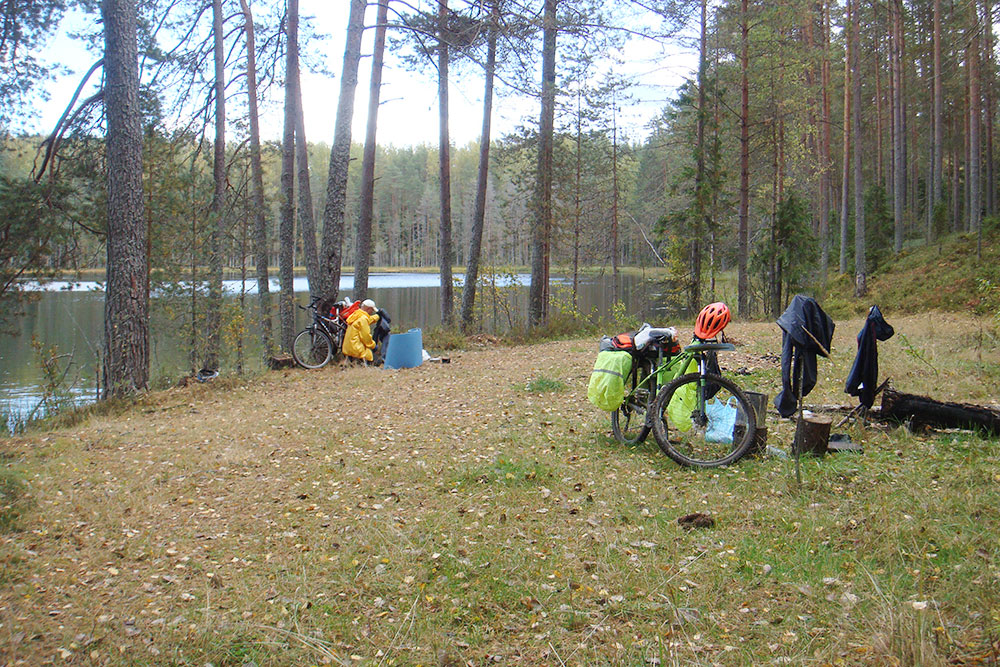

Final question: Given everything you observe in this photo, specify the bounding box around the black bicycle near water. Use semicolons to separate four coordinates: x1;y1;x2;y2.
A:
292;296;345;369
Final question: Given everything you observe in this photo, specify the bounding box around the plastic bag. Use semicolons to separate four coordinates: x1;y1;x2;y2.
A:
704;397;737;444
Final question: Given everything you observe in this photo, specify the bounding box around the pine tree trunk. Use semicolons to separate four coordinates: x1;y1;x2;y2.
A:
294;59;319;298
819;0;831;282
853;0;866;297
985;0;996;219
839;0;851;275
204;0;226;371
969;20;982;237
355;0;389;302
240;0;273;362
460;4;497;331
573;88;583;308
932;0;942;239
319;0;365;305
611;99;620;306
438;0;454;325
102;0;148;397
529;0;556;326
874;0;884;190
953;113;962;231
278;0;297;352
889;0;906;253
737;0;750;316
769;113;780;318
693;0;708;310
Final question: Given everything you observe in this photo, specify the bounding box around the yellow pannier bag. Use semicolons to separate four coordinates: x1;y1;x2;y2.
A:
587;351;633;412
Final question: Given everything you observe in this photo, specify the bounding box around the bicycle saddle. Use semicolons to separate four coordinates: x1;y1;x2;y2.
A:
684;341;736;352
634;324;677;350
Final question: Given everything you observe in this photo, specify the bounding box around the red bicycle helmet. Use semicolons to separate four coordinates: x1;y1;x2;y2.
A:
694;302;731;340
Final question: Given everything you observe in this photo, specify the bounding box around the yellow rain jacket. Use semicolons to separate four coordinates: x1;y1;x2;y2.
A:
342;309;380;361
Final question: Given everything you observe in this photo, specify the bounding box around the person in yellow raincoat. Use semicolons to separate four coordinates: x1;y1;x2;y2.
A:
342;299;380;363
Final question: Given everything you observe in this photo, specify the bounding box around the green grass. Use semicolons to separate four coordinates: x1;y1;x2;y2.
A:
824;228;1000;319
523;375;567;393
0;465;28;534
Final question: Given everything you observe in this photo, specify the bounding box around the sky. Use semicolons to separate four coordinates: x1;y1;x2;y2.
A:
34;1;698;148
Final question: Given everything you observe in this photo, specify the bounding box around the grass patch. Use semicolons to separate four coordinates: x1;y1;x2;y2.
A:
824;228;1000;319
0;466;29;533
523;375;567;393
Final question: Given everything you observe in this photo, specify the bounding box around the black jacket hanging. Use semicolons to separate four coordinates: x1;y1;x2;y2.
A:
774;295;835;418
844;305;894;408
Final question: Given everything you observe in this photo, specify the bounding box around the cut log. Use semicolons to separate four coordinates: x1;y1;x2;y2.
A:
747;426;768;457
743;391;769;456
269;354;296;370
881;387;1000;436
792;414;832;457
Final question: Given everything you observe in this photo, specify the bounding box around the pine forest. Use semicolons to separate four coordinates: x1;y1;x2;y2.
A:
1;0;997;395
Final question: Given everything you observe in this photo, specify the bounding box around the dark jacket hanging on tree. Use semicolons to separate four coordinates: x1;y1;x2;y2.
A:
844;305;894;408
774;295;836;418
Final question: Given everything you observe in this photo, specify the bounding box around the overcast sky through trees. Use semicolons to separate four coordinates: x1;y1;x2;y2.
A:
34;0;695;147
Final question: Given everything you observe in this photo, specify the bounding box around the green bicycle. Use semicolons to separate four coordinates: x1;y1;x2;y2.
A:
612;304;758;468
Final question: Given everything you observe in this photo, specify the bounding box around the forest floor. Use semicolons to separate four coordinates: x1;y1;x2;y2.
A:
1;313;999;666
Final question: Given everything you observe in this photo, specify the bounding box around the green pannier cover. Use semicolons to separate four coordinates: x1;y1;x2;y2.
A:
588;351;633;412
666;358;699;431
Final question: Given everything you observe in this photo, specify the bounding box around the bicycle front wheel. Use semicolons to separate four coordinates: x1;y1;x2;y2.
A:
292;328;333;369
611;357;655;445
651;372;757;468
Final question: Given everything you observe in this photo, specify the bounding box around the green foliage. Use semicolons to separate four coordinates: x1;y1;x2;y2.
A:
653;212;698;311
0;1;66;127
30;337;75;410
864;185;894;274
750;190;818;309
424;325;467;351
775;191;818;287
0;177;74;330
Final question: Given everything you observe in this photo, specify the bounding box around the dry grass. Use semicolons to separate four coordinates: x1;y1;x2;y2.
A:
1;313;999;666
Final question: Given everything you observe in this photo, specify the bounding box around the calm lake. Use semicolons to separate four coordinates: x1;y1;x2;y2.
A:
2;271;671;422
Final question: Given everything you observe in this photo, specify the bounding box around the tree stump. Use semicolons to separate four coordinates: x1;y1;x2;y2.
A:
269;354;296;370
792;414;832;457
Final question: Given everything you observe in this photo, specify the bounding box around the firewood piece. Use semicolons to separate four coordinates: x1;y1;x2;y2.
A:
792;414;832;457
881;388;1000;436
742;391;769;457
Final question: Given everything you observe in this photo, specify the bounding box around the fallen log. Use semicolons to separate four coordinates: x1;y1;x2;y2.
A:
881;387;1000;436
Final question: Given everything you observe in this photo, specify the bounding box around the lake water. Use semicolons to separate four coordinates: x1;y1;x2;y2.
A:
1;271;674;424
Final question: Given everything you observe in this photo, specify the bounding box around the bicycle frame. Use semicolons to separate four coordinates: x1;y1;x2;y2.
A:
624;341;735;429
300;297;346;344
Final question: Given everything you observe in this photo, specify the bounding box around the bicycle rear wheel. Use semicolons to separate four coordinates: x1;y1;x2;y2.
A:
611;357;655;445
651;372;756;467
292;328;333;369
